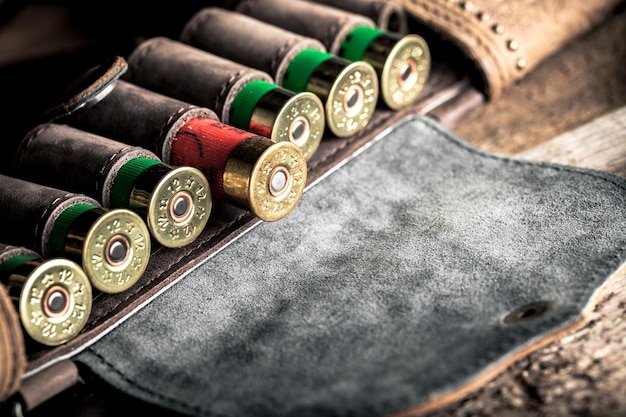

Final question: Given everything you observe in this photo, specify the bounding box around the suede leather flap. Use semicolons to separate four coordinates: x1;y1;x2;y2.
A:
76;115;626;417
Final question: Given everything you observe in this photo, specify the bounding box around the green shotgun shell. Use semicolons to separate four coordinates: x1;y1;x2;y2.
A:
0;249;92;346
111;158;212;248
230;80;325;161
283;48;379;137
340;26;431;110
50;204;151;294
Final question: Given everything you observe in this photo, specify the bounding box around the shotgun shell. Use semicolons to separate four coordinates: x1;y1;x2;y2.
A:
14;123;211;248
0;175;151;294
230;80;324;159
123;37;324;159
339;26;430;110
61;80;307;220
0;244;92;346
110;158;211;248
282;49;378;137
67;77;321;162
51;204;150;294
171;118;307;221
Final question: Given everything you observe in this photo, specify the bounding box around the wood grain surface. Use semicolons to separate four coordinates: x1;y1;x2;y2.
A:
518;106;626;178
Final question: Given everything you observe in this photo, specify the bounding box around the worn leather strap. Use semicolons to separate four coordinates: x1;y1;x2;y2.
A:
236;0;377;54
402;0;624;99
306;0;409;34
180;7;326;85
124;37;274;124
0;283;25;402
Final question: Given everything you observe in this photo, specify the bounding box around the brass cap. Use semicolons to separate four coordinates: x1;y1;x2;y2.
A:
323;59;379;137
145;166;212;248
81;209;151;293
251;89;325;161
378;34;430;110
224;137;307;222
19;258;92;346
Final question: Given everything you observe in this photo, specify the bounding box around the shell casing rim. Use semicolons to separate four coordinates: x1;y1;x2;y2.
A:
80;208;150;294
248;141;307;222
223;138;307;222
322;59;379;137
377;33;431;110
18;258;92;346
260;90;325;161
145;166;212;248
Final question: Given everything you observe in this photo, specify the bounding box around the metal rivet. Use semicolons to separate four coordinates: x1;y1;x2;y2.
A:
507;39;519;51
516;57;527;70
460;1;474;11
492;24;504;34
477;11;489;21
503;301;551;324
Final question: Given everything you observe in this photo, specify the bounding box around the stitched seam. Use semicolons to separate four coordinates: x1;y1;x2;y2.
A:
409;0;510;92
98;148;136;203
217;70;244;116
158;107;188;143
270;38;297;77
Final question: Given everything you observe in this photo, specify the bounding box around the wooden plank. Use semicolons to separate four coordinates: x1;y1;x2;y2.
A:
516;106;626;178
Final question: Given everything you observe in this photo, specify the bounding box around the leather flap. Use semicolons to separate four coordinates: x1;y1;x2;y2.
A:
75;115;626;416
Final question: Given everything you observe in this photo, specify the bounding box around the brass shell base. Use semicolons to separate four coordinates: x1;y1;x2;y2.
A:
77;209;151;294
251;90;325;161
224;137;307;222
372;34;431;110
18;259;92;346
309;58;379;138
143;166;212;248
